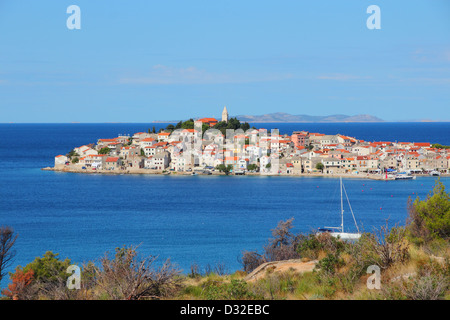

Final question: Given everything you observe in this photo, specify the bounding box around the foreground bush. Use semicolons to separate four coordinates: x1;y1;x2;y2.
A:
2;246;183;300
380;258;449;300
2;269;34;300
94;246;182;300
200;279;256;300
240;218;301;273
407;179;450;246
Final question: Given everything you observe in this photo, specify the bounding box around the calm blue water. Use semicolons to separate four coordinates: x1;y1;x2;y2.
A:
0;123;449;278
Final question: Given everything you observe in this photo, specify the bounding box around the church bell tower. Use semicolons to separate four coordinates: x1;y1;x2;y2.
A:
221;106;229;123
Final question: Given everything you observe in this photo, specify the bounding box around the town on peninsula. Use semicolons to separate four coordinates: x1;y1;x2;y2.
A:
46;107;450;179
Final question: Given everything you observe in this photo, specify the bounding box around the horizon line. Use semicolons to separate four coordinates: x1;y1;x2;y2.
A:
1;121;450;124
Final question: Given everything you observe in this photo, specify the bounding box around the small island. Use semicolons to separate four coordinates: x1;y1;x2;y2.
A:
44;107;450;180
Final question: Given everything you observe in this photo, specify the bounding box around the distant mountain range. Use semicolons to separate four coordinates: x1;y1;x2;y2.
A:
235;112;384;123
152;112;385;123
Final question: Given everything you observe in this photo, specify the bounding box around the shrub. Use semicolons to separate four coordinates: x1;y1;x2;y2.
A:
264;218;301;262
407;179;450;245
381;259;449;300
240;218;303;273
403;259;449;300
367;222;409;270
227;280;253;299
3;251;77;300
201;279;225;300
2;269;34;300
188;262;201;279
316;253;344;275
250;273;288;300
297;232;348;261
403;273;448;300
201;279;255;300
214;262;228;276
297;234;323;260
21;251;71;283
0;226;17;287
93;246;182;300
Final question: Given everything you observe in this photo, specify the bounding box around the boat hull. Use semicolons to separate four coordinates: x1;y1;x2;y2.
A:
330;232;361;240
395;175;415;180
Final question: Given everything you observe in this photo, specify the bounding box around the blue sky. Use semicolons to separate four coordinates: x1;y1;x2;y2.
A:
0;0;449;122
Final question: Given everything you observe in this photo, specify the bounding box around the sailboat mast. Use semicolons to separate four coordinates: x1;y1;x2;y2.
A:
340;177;344;233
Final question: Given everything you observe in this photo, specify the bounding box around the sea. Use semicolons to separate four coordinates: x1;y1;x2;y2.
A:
0;122;449;276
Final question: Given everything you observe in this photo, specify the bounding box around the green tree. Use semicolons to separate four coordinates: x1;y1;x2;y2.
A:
201;123;210;133
241;122;250;131
68;149;79;158
247;164;258;171
181;120;195;130
407;179;450;244
431;144;450;149
71;157;79;164
165;124;175;132
99;147;111;155
316;162;324;172
212;117;251;136
21;251;71;283
216;164;233;175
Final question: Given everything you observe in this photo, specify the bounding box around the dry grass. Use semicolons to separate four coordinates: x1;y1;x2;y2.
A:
176;237;449;301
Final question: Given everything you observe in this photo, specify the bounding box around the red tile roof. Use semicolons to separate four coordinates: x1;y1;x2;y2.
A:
99;139;117;142
414;142;431;147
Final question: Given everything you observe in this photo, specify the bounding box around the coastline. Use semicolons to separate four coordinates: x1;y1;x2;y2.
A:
42;166;449;180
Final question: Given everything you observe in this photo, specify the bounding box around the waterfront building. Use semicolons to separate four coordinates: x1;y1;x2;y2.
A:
54;155;68;167
105;157;121;170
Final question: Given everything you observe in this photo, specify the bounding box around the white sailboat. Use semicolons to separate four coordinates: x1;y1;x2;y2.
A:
317;177;361;240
